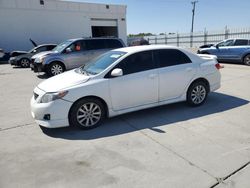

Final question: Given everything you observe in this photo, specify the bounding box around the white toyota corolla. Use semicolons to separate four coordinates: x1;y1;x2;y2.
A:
31;45;222;129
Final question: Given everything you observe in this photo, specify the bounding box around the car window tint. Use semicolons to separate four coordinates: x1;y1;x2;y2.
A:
68;41;84;52
154;49;192;68
35;46;47;53
47;45;56;50
106;39;123;48
218;40;234;47
86;39;106;50
116;51;155;75
234;39;248;46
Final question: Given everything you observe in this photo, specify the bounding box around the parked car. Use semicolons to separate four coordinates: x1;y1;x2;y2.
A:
0;48;4;58
197;38;250;65
31;45;222;130
31;38;125;76
9;44;57;68
129;38;150;46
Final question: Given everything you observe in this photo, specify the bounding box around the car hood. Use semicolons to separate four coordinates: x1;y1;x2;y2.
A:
10;51;28;57
31;51;55;59
38;69;90;92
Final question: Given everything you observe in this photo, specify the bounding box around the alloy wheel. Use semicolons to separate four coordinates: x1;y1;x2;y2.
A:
191;85;206;104
51;64;63;75
21;59;30;67
76;102;102;127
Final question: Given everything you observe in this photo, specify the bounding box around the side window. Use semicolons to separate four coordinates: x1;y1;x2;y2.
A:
106;39;123;48
86;39;106;50
47;45;56;50
154;49;192;68
67;41;83;52
115;51;155;75
234;39;248;46
34;46;47;53
218;40;234;47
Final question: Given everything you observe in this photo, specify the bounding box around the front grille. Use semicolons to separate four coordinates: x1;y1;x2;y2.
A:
34;92;39;100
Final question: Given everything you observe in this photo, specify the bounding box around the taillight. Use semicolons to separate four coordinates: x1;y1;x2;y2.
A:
215;63;224;70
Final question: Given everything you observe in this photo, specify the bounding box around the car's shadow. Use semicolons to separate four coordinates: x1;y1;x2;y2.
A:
41;92;249;140
36;73;49;79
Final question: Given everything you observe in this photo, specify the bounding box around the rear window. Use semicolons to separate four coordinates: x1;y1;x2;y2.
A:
106;39;123;48
154;49;192;68
86;39;106;50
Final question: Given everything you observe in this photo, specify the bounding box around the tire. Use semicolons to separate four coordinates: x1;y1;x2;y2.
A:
69;98;105;130
243;54;250;66
46;62;65;76
20;58;30;68
187;81;208;106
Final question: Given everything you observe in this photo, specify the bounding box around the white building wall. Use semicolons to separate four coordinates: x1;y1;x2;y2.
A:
0;0;127;52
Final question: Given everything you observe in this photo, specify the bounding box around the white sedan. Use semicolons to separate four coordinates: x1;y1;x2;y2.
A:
31;45;222;129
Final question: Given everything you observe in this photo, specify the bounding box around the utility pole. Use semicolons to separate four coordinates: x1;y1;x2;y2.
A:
191;1;198;33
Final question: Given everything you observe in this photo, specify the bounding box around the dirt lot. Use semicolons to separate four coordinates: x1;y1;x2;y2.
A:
0;63;250;188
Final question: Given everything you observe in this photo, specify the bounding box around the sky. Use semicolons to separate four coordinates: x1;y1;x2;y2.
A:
64;0;250;35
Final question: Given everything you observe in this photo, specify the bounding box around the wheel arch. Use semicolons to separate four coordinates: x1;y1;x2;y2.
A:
68;95;109;121
47;60;66;70
242;52;250;62
187;77;210;93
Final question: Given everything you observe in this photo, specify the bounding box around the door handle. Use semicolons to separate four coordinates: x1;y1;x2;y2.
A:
149;74;157;79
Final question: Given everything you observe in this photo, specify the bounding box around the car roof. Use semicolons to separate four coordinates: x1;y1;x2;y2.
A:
36;44;57;47
67;37;121;42
113;45;182;53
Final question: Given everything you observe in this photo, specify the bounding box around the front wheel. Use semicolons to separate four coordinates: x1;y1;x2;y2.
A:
243;54;250;66
187;81;208;106
69;98;105;130
20;58;30;68
47;62;64;76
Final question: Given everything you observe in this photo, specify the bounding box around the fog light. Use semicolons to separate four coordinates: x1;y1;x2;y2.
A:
43;114;51;120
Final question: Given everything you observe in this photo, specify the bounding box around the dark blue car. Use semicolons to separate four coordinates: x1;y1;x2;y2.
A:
198;39;250;65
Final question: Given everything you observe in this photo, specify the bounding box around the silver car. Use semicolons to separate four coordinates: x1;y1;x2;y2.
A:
31;38;125;76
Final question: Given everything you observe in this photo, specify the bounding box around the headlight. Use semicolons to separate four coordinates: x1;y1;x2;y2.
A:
35;56;45;63
40;91;68;103
10;57;16;60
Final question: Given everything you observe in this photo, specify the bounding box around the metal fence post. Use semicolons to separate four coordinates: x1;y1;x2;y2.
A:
177;33;179;47
155;36;157;44
225;26;229;39
165;34;168;44
204;30;207;45
190;33;193;48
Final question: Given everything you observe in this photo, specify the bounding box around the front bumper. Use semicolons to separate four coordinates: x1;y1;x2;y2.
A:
9;59;19;66
31;60;45;72
30;87;73;128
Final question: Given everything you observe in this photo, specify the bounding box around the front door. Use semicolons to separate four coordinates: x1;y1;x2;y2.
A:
108;51;158;111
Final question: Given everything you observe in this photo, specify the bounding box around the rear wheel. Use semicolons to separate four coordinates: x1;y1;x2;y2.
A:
20;58;30;68
187;81;208;106
243;54;250;66
47;62;64;76
69;98;105;130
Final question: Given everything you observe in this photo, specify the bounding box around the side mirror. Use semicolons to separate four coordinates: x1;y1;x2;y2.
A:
65;47;72;53
111;68;123;77
33;49;37;53
215;44;219;49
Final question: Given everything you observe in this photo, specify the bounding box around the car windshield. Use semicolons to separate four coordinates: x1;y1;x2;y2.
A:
28;46;37;53
79;51;126;75
52;40;73;53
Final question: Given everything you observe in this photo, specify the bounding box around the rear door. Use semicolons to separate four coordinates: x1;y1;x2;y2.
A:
227;39;249;60
154;49;197;101
86;39;109;61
